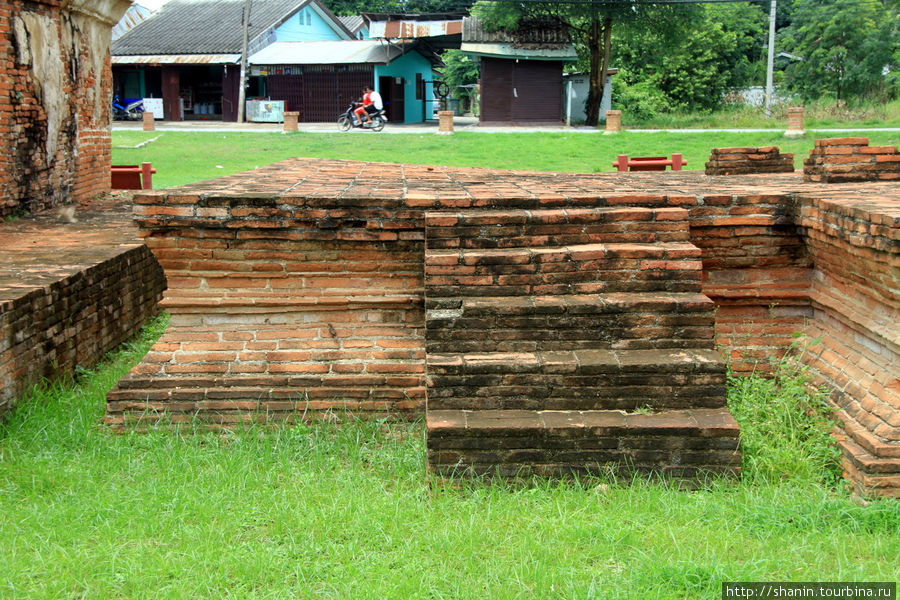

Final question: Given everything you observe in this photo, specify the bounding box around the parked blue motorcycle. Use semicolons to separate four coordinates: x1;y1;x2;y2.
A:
112;95;144;120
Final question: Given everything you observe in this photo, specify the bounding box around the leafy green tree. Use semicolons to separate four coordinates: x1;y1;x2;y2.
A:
614;3;767;112
780;0;898;102
441;49;480;91
440;49;480;112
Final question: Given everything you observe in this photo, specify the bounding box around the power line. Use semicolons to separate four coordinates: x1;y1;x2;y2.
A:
470;0;760;4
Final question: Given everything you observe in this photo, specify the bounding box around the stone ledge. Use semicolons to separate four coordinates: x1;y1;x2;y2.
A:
426;408;741;480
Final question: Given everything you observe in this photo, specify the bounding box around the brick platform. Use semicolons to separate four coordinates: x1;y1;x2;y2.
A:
0;195;166;417
105;157;900;494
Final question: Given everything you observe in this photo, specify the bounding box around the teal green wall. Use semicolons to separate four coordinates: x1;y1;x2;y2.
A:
375;52;434;124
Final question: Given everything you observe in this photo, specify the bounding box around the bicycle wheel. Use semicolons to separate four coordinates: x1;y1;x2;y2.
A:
338;116;352;132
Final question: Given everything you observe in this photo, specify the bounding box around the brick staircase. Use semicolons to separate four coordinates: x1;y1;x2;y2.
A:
424;207;741;480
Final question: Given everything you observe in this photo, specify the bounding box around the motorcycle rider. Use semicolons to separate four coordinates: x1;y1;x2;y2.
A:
353;85;384;125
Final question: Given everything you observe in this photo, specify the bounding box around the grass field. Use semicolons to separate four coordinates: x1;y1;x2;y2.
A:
112;129;900;190
2;316;899;599
623;99;900;129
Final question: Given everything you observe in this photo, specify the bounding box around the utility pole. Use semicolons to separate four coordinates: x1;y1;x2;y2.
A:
237;0;251;123
765;0;776;118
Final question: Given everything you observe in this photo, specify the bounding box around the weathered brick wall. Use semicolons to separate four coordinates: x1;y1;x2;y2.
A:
795;193;900;496
705;147;795;176
0;0;129;219
106;186;428;429
0;244;166;418
689;191;812;374
804;137;900;183
685;179;899;496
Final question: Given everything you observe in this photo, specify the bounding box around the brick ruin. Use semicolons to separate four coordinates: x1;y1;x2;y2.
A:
0;0;130;220
106;143;899;496
0;0;162;417
0;204;166;416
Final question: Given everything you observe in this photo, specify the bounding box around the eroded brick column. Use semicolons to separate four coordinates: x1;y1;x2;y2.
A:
437;110;454;134
0;0;130;219
604;110;621;133
283;111;299;132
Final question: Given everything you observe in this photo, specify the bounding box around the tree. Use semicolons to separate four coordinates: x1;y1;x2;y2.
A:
780;0;898;102
613;3;767;111
441;49;480;91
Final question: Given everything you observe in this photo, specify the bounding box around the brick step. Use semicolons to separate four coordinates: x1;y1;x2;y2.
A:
426;408;741;479
425;242;702;297
426;348;726;411
425;207;689;250
836;410;900;459
836;432;900;498
426;292;715;353
105;373;425;430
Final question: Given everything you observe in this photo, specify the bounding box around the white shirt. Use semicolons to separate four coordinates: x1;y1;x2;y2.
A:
369;90;384;110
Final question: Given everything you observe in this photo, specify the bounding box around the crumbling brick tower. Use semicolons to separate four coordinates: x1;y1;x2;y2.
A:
0;0;131;220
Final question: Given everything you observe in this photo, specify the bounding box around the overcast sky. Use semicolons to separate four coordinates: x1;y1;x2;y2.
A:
139;0;171;10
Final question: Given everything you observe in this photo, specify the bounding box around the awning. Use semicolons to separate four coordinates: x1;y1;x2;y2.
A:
460;43;577;61
249;41;402;66
112;54;241;65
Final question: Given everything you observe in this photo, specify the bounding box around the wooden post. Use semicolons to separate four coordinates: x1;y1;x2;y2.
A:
612;154;629;172
141;162;153;190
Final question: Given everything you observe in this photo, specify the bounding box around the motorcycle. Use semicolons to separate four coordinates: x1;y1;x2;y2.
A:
112;95;144;121
337;102;386;132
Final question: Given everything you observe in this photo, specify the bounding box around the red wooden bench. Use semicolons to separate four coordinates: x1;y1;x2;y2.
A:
111;162;156;190
612;154;687;172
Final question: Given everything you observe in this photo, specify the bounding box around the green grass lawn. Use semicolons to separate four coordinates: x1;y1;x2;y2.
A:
625;99;900;129
2;316;899;599
112;130;900;189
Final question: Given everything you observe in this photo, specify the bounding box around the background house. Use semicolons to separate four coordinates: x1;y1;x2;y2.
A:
461;17;577;125
248;38;440;123
112;0;354;121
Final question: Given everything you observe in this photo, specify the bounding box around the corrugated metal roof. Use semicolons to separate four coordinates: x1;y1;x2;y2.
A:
112;0;309;55
338;15;365;34
462;16;571;46
112;4;152;41
460;16;576;61
369;19;462;39
249;40;400;65
112;53;242;65
460;43;577;61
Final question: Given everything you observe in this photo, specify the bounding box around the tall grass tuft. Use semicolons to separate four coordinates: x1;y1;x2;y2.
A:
727;336;842;488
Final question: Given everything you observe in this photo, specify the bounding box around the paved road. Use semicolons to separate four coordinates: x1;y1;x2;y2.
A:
113;116;900;135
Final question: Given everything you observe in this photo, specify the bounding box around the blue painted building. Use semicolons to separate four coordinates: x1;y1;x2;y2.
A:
112;0;443;123
250;40;438;123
